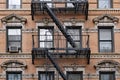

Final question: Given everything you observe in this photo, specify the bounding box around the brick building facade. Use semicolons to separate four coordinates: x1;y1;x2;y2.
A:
0;0;120;80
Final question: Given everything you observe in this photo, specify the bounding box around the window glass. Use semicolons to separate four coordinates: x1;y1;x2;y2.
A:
7;28;22;52
39;71;54;80
7;72;22;80
98;0;112;9
39;28;53;48
100;72;115;80
67;27;81;48
99;28;113;52
8;0;21;9
67;72;83;80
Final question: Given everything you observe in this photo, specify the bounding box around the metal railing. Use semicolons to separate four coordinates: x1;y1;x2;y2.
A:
32;33;90;53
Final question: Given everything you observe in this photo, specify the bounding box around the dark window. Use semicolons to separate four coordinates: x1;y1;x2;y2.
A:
7;27;22;52
67;71;83;80
7;0;21;9
100;72;115;80
7;72;22;80
98;27;114;52
98;0;112;9
38;71;54;80
66;26;81;52
39;27;53;48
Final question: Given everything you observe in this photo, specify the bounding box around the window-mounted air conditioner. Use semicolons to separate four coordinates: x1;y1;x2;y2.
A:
9;46;19;53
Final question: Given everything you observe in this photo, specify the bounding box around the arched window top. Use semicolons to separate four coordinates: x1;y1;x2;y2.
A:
1;60;27;70
94;60;120;73
1;13;27;24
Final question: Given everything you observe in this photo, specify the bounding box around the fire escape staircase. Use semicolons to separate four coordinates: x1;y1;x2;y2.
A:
31;1;90;80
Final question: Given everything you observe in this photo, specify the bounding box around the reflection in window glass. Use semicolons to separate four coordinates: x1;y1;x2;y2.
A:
39;28;53;48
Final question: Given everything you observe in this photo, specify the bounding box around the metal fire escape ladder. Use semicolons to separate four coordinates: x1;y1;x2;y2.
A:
45;50;67;80
43;4;76;48
42;4;77;80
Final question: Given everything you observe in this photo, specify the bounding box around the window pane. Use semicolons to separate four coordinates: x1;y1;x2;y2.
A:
39;72;54;80
39;29;53;40
67;72;82;80
7;72;21;80
7;28;21;50
8;29;21;35
39;28;53;48
67;28;81;49
9;42;21;48
99;29;111;40
99;28;113;52
100;72;115;80
8;35;21;41
39;42;53;48
67;29;80;40
98;0;111;8
8;0;21;9
68;42;81;48
100;42;112;52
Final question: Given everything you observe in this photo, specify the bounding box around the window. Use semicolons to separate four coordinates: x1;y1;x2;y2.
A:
7;72;22;80
98;0;112;9
98;27;114;52
67;71;83;80
100;72;115;80
7;27;22;52
39;27;53;48
7;0;21;9
66;26;81;52
38;71;54;80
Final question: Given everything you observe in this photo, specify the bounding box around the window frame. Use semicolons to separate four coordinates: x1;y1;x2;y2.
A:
98;26;114;52
7;0;22;9
97;0;113;9
38;26;54;48
67;71;83;80
99;71;115;80
6;71;22;80
6;27;22;52
38;71;54;80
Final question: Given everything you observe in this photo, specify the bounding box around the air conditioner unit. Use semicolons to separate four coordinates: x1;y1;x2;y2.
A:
9;46;19;53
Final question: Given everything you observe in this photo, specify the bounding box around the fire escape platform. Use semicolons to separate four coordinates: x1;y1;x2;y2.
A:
31;34;91;64
31;0;89;20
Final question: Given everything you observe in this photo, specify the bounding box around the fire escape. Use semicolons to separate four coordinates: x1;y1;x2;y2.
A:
31;0;90;80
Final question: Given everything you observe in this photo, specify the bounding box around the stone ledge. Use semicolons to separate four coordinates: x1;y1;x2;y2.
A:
91;53;120;58
0;54;31;59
